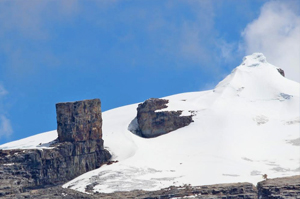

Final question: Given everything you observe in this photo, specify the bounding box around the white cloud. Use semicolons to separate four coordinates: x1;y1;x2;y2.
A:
242;1;300;83
0;115;13;139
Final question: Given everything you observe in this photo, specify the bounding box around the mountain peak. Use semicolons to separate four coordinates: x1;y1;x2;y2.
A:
241;53;285;77
214;53;299;101
242;53;267;67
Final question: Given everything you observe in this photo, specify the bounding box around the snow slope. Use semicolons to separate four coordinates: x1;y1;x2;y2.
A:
0;130;57;150
1;53;299;194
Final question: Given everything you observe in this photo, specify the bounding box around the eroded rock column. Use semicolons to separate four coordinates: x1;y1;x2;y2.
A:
56;99;103;142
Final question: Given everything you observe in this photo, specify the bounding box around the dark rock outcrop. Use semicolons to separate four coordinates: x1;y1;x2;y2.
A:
3;176;300;199
257;175;300;199
277;68;285;77
1;185;99;199
0;182;258;199
0;99;111;197
136;98;194;138
56;99;102;142
93;182;258;199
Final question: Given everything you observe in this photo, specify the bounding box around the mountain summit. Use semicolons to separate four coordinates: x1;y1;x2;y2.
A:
215;53;298;102
0;53;299;194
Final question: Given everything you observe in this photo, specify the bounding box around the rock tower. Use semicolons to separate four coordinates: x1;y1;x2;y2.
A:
0;99;111;197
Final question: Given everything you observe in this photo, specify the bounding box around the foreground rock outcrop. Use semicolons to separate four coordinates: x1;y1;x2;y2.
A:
2;182;258;199
1;164;299;198
6;176;300;199
94;182;258;199
0;99;111;197
9;175;297;199
257;175;300;199
136;98;194;138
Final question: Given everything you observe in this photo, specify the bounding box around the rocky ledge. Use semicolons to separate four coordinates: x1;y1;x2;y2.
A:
135;98;194;138
3;176;300;198
257;175;300;199
95;182;258;199
0;99;111;197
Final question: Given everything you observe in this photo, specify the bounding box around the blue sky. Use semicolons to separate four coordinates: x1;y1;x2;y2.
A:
0;0;299;144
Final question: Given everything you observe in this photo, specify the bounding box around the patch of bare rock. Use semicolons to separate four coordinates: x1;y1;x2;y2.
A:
133;98;194;138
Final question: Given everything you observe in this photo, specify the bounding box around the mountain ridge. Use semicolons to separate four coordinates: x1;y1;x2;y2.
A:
0;53;299;197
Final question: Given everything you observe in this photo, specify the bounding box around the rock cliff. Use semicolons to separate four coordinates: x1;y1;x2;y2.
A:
136;98;194;138
0;99;111;197
257;175;300;199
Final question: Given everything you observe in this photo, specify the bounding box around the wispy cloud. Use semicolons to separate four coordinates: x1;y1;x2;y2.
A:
216;39;239;65
0;0;224;73
0;84;8;96
0;84;12;139
178;0;217;66
242;1;300;83
0;0;79;39
0;0;79;78
0;115;13;139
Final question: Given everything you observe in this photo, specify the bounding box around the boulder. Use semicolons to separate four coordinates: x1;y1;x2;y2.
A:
136;98;193;138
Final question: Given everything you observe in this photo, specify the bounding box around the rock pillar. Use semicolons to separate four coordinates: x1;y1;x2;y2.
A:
0;98;111;196
56;99;102;142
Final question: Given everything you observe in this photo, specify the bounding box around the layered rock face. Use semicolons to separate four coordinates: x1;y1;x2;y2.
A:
0;99;111;197
3;176;300;199
3;182;258;199
93;182;258;199
56;99;102;142
257;175;300;199
136;98;193;138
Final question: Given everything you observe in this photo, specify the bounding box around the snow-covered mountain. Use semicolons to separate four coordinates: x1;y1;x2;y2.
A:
1;53;299;194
